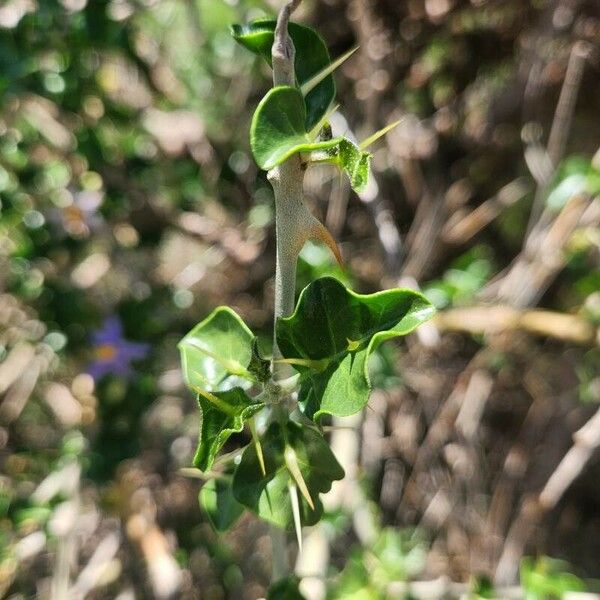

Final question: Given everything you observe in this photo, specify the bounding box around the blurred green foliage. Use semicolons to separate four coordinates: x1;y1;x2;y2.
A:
0;0;598;596
520;556;586;600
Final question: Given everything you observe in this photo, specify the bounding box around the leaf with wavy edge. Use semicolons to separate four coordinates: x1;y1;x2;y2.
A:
276;277;435;420
178;307;255;392
337;138;372;193
231;19;334;130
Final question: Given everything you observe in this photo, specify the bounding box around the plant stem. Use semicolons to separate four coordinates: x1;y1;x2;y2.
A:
269;0;311;360
269;524;289;581
268;0;303;581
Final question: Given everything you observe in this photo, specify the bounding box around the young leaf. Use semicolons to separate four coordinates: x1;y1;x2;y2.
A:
194;387;264;471
337;138;372;193
232;421;344;529
251;86;340;171
199;477;245;532
178;307;255;392
231;19;335;130
276;277;435;420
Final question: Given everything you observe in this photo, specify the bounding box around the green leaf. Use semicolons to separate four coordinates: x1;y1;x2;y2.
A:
250;87;371;193
276;277;435;419
199;477;244;532
251;86;340;170
337;138;371;193
232;421;344;528
231;19;335;130
268;577;307;600
194;387;264;471
178;307;255;392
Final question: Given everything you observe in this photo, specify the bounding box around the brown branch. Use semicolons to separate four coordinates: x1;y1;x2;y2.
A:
524;41;591;242
495;405;600;585
435;306;597;345
546;41;592;168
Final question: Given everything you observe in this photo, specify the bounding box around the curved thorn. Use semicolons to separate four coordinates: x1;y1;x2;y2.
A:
310;219;343;267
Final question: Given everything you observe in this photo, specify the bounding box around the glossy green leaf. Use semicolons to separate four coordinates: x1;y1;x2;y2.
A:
250;86;371;192
232;421;344;528
194;387;264;471
276;277;435;419
268;577;307;600
251;86;340;170
199;477;244;532
231;19;335;130
178;307;254;392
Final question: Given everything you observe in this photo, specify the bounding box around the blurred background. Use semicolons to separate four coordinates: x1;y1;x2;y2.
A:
0;0;599;598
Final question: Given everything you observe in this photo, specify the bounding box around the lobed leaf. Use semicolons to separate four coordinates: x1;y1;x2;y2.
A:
231;19;335;130
276;277;435;419
199;477;245;532
251;86;340;171
232;421;344;529
194;387;264;471
178;306;255;392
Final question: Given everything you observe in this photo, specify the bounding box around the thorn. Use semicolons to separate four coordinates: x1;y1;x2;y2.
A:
248;418;266;476
359;118;403;151
288;482;303;552
301;46;359;97
310;219;343;267
284;446;315;510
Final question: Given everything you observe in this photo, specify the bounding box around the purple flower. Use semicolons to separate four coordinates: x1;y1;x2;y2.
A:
87;316;150;381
